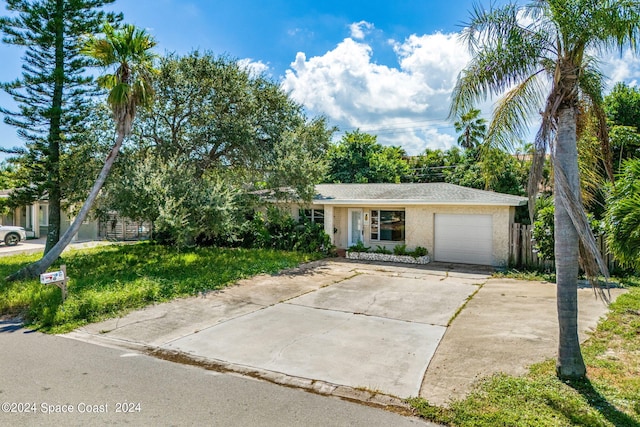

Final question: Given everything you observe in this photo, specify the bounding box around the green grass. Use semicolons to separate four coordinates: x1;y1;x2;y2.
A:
0;242;320;333
493;268;556;282
409;276;640;426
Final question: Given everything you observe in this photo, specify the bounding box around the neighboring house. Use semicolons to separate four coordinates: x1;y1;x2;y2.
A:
294;183;527;267
0;190;99;241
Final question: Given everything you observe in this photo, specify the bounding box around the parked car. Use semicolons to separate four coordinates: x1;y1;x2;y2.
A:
0;224;27;246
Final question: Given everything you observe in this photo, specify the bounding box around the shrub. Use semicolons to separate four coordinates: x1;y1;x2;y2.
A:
374;245;392;254
605;159;640;270
348;241;370;252
227;208;333;255
411;246;429;257
293;219;334;254
393;244;408;256
532;196;602;260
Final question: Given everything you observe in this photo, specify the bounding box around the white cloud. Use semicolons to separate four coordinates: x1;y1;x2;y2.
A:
237;58;270;78
282;32;471;154
349;21;374;40
282;25;640;156
599;48;640;90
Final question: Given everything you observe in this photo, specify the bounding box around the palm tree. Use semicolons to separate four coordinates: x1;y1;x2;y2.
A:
450;0;640;380
454;108;487;149
7;23;156;281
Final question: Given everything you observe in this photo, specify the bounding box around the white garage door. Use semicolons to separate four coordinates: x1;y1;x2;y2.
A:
434;214;493;265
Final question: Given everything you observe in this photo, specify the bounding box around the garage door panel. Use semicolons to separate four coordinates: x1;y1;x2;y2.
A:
434;214;493;265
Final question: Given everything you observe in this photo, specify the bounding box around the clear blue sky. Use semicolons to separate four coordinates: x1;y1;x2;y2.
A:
1;0;639;159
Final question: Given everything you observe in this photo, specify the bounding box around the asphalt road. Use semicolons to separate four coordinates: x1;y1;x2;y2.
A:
0;320;432;427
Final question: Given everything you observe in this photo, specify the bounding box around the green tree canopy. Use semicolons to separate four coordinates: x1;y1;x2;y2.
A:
604;83;640;169
132;52;332;196
97;51;333;246
605;82;640;129
605;158;640;270
326;130;409;183
405;146;530;197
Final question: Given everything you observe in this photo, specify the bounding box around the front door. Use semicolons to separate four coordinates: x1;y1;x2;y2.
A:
348;208;364;247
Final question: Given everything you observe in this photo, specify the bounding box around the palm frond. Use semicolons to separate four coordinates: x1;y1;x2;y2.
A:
96;74;118;90
486;71;547;151
82;22;157;137
554;165;611;300
577;129;605;207
591;0;640;52
578;60;615;181
451;3;552;119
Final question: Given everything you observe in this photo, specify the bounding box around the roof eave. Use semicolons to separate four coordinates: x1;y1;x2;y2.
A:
312;199;527;207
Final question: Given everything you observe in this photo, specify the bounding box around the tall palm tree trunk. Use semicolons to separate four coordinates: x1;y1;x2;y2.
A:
554;106;586;379
6;133;125;282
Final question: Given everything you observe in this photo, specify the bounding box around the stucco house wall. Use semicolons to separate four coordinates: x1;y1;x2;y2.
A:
404;205;515;267
320;204;513;265
266;183;526;266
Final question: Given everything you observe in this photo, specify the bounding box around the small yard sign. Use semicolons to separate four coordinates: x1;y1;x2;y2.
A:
40;265;69;301
40;270;65;284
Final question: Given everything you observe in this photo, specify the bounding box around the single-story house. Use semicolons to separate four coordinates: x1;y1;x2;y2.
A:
293;183;527;267
0;190;99;241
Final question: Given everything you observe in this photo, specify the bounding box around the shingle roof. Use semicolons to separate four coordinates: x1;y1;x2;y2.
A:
313;183;527;206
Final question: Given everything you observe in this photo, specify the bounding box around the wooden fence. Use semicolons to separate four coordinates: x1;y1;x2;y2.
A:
99;214;152;241
509;223;616;271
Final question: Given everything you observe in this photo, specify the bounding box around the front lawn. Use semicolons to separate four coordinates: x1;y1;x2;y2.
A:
409;276;640;426
0;242;319;333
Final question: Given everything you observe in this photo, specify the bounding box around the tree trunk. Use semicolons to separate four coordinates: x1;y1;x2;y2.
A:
554;106;586;379
6;132;125;282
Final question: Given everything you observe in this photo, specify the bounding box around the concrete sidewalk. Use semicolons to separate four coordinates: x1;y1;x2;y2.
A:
65;259;623;409
0;237;115;257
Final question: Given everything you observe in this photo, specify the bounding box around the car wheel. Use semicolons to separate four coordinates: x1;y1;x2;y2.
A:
4;233;20;246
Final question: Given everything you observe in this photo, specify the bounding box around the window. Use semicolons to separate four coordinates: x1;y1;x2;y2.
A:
370;210;405;241
39;204;49;226
299;208;325;225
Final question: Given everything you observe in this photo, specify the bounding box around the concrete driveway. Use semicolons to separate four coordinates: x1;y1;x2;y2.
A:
69;260;489;401
66;259;622;407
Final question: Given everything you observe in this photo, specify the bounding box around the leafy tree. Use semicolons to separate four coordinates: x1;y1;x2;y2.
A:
454;108;487;149
98;52;332;245
133;52;332;199
442;147;484;189
0;0;120;253
605;158;640;269
98;151;245;248
605;82;640;130
0;162;18;215
264;118;334;201
405;146;529;195
450;0;640;380
7;23;156;281
532;196;556;261
608;125;640;169
0;162;18;190
326;130;409;183
405;148;448;182
603;83;640;170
